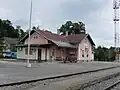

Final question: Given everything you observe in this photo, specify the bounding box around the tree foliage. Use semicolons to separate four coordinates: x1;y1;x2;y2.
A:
58;21;86;35
94;46;115;61
0;19;25;57
0;19;25;39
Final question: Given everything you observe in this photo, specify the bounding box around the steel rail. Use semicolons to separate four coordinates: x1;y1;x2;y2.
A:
104;80;120;90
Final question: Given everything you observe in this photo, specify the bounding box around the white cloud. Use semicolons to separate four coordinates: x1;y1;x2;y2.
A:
0;8;11;19
85;0;114;47
0;0;116;47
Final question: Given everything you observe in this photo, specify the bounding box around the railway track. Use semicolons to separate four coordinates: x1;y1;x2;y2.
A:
104;80;120;90
0;66;120;90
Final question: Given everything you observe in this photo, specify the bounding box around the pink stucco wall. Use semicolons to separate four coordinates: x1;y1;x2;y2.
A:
47;36;93;61
59;48;67;59
67;48;78;60
49;45;68;60
55;47;62;58
49;45;55;58
78;37;93;60
22;31;93;61
67;48;77;56
25;32;48;45
49;46;61;59
85;37;93;60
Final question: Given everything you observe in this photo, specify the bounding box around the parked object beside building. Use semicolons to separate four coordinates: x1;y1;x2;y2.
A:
0;37;18;58
4;52;17;59
16;29;95;62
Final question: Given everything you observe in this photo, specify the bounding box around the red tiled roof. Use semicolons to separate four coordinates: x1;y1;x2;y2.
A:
19;29;95;46
65;34;86;42
38;30;67;41
38;30;87;43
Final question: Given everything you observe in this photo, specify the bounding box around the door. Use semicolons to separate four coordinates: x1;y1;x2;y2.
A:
52;49;55;60
47;49;49;60
41;48;45;60
38;49;41;62
45;48;47;61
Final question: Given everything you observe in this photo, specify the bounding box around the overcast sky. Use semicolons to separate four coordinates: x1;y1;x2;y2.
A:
0;0;115;47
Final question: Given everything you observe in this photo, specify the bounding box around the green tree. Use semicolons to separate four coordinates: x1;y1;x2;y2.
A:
58;21;86;35
0;19;25;55
109;47;115;61
0;19;25;39
0;38;3;58
16;25;25;39
94;46;115;62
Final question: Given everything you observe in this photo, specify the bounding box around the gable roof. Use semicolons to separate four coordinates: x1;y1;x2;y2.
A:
3;37;18;44
38;30;67;41
65;34;86;43
19;29;95;46
86;34;95;46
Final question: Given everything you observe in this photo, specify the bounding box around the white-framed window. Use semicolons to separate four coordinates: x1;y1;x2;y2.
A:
85;48;89;57
25;48;33;55
33;36;38;39
82;50;84;57
30;49;33;55
36;36;38;39
86;54;88;57
85;48;88;52
52;49;55;56
25;48;28;55
84;38;87;43
18;47;22;51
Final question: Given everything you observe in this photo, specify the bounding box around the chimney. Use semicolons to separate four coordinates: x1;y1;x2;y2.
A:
66;31;68;36
37;25;40;30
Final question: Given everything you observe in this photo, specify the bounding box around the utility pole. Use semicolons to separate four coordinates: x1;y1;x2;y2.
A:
113;0;120;61
26;0;32;67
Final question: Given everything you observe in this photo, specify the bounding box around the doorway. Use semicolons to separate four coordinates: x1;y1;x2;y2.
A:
38;49;41;62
